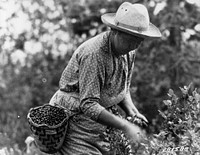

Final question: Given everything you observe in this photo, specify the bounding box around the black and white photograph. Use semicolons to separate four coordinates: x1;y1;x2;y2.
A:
0;0;200;154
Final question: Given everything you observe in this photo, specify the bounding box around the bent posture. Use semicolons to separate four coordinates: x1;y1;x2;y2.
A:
49;2;161;155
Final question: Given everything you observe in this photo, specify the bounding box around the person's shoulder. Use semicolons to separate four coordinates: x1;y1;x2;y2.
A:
77;31;110;56
84;31;109;50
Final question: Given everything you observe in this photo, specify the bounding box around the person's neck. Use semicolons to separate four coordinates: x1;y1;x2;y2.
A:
110;33;121;57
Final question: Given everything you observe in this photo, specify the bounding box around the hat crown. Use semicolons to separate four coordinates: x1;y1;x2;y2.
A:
115;2;149;32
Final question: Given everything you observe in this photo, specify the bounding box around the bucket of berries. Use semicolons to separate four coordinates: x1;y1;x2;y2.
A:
27;104;69;154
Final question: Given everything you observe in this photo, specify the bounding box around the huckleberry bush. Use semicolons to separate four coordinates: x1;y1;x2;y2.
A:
138;84;200;155
100;103;148;155
101;84;200;155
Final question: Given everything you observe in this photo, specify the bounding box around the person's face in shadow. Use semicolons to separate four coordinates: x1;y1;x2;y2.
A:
113;30;144;55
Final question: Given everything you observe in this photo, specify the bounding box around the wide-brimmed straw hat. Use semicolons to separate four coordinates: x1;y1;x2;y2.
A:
101;2;161;38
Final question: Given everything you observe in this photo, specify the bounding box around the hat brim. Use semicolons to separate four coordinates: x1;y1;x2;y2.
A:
101;13;162;39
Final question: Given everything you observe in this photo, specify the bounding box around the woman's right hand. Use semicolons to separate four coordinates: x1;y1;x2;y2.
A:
97;109;144;143
123;121;143;143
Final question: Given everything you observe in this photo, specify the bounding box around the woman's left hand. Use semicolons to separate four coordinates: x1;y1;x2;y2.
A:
120;102;148;123
118;93;148;123
135;112;148;123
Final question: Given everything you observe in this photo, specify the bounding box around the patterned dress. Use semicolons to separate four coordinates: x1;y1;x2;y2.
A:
49;31;136;155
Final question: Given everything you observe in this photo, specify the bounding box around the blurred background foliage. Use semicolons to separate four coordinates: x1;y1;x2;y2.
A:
0;0;200;150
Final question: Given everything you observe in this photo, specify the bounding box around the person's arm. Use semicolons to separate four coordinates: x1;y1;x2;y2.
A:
97;108;142;142
118;91;148;123
78;51;106;120
78;50;142;141
118;51;148;122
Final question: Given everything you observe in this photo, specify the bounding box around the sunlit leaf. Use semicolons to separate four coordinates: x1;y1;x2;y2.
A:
194;94;200;103
163;100;172;106
179;87;188;95
168;89;174;97
158;110;167;119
